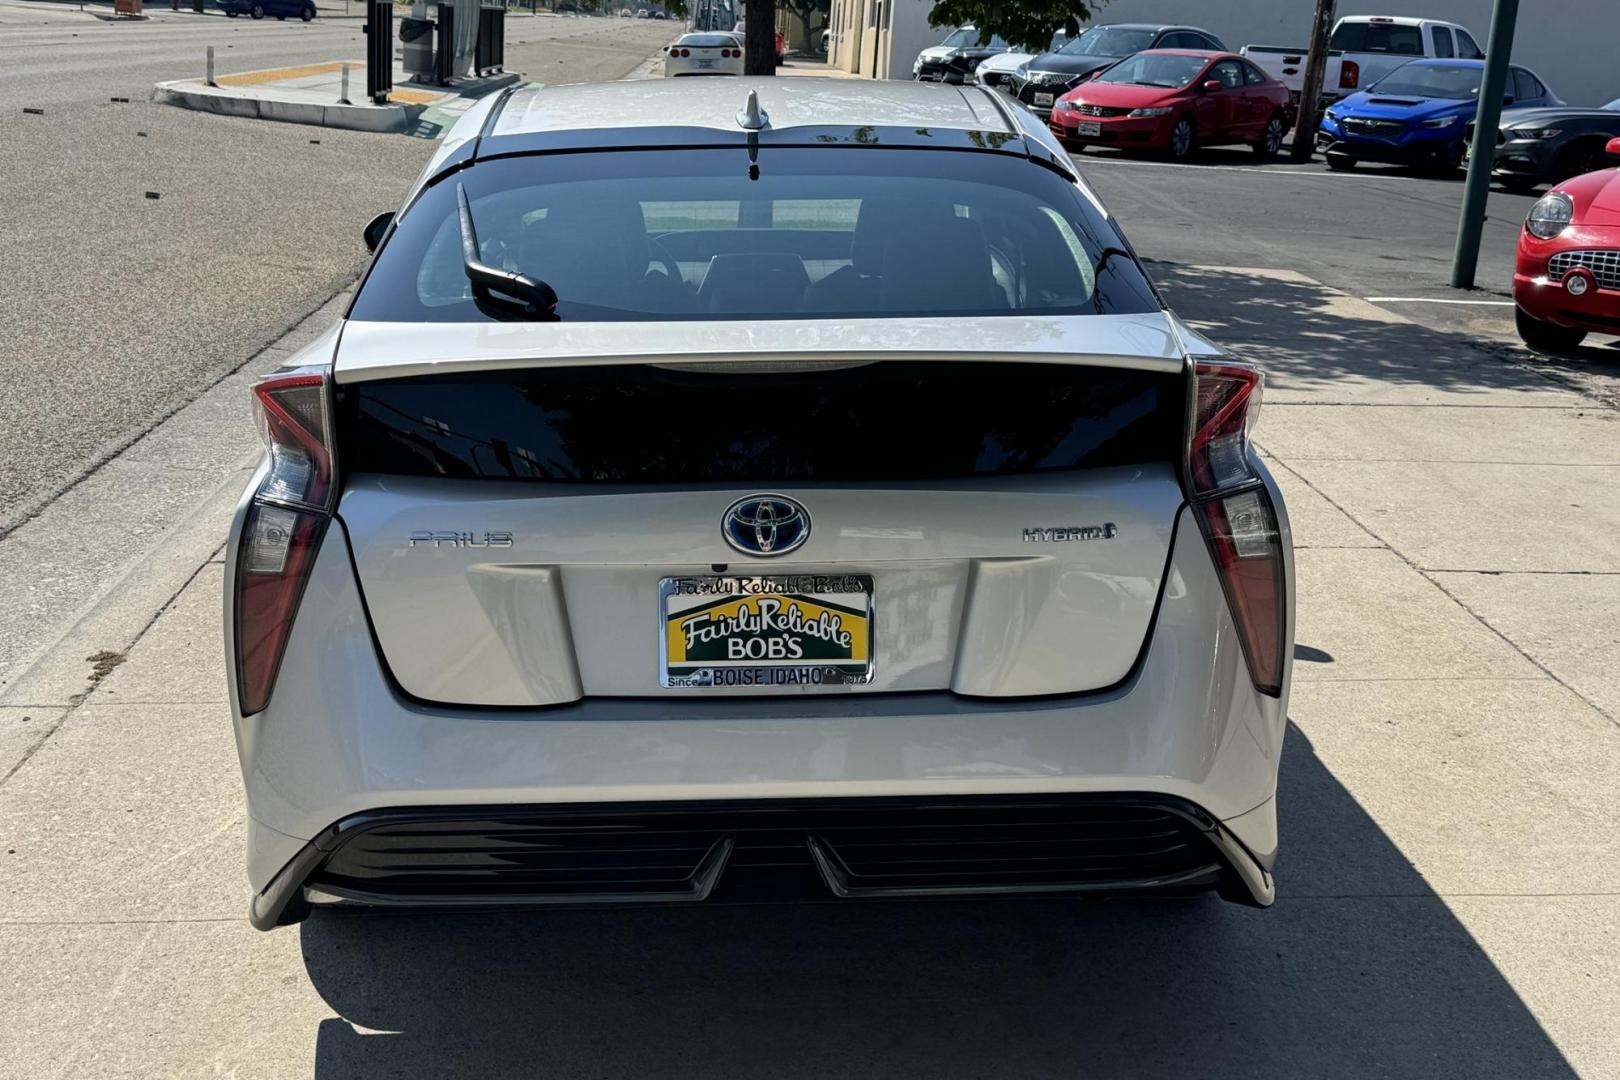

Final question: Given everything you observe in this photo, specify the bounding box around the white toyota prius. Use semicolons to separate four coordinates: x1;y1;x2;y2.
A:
226;78;1294;928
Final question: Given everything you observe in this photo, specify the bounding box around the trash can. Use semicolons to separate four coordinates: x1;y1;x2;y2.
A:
401;17;435;79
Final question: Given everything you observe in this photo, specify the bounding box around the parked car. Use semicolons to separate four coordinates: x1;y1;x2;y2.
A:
664;33;745;77
732;19;786;64
912;24;1011;84
218;0;315;19
1318;59;1560;174
1049;51;1290;161
1014;24;1226;120
973;29;1070;91
1487;97;1620;193
230;78;1293;929
1513;138;1620;349
1243;15;1482;111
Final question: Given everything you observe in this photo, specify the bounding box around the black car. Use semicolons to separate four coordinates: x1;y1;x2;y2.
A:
913;24;1011;83
1489;97;1620;193
218;0;315;17
1014;23;1226;118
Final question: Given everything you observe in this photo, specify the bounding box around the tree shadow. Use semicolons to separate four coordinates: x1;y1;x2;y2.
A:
1146;259;1595;399
299;724;1577;1079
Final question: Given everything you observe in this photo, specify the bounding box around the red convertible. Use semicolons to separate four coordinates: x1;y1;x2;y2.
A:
1514;137;1620;350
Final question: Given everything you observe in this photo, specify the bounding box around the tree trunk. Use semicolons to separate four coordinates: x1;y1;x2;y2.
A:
744;0;776;75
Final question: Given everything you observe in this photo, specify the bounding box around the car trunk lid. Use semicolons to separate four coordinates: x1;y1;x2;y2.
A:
332;316;1190;706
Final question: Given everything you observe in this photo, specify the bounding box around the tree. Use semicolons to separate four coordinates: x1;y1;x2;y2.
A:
780;0;829;54
925;0;1095;53
743;0;777;74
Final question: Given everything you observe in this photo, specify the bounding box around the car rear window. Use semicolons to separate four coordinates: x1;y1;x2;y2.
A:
350;148;1158;323
1329;21;1424;55
678;34;737;47
337;362;1184;483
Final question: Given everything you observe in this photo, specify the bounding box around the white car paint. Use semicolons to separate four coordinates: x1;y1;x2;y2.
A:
664;33;744;77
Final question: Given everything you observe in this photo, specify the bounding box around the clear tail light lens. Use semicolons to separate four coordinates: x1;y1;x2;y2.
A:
234;369;335;715
1189;361;1286;696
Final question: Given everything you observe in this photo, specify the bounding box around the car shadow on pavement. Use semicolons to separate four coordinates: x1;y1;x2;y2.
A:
298;724;1578;1079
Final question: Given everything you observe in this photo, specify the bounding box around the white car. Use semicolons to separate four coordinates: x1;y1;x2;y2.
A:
228;78;1293;929
973;30;1069;90
664;32;744;76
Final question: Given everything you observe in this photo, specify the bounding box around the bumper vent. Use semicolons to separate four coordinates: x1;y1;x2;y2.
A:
1343;118;1405;137
1549;249;1620;292
303;797;1233;908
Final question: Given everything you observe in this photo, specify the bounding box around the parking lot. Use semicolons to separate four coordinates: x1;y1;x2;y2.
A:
2;9;1618;1078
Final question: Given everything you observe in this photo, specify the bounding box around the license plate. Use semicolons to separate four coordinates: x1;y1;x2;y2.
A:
695;59;714;68
660;575;873;688
1033;92;1054;107
1077;121;1101;137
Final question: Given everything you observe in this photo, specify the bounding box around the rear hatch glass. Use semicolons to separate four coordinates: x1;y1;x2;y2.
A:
336;360;1188;705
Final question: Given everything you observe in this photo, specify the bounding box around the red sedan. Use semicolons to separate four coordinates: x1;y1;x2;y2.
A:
1047;50;1291;161
1514;138;1620;350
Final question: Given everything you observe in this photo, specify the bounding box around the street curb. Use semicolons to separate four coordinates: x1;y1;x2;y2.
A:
153;72;520;133
155;79;411;133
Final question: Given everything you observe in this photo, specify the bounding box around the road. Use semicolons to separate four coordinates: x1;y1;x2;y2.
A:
0;4;676;533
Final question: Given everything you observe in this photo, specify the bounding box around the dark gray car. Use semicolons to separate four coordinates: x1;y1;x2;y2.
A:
1489;98;1620;192
1013;24;1226;118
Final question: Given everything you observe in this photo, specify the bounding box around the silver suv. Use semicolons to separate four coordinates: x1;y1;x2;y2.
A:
226;78;1294;928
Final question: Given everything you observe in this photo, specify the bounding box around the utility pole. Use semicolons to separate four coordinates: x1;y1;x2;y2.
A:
1290;0;1336;161
1451;0;1521;289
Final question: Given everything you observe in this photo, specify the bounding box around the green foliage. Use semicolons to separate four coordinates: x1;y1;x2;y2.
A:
925;1;1094;53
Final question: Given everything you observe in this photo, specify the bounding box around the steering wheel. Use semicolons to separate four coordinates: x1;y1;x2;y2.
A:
646;237;685;285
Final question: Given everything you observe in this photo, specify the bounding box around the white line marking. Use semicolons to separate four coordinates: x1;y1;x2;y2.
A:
1364;297;1516;306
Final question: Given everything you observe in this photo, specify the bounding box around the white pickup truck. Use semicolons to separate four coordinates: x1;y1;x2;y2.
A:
1242;15;1485;107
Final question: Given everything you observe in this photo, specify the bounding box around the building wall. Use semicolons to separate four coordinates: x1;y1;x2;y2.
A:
828;0;1618;109
827;0;951;80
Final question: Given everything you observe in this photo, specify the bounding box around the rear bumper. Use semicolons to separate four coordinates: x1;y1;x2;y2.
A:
228;471;1295;927
250;793;1276;929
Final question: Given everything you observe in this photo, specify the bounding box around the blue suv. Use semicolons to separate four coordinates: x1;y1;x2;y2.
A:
1318;59;1559;173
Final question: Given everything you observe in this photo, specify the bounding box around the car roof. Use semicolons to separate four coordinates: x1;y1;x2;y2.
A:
488;78;1014;139
1139;49;1223;58
408;77;1089;225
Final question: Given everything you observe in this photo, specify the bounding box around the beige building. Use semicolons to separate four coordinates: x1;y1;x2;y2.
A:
826;0;1619;108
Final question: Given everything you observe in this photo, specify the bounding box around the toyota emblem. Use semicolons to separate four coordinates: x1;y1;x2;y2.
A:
722;495;810;557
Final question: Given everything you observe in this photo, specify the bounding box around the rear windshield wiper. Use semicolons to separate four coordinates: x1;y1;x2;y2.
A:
457;183;558;320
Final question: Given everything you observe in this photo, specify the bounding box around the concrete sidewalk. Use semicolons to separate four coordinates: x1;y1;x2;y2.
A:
1;259;1616;1076
156;60;520;134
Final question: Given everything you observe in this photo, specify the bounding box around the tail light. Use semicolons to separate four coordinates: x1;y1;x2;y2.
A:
1188;361;1286;696
234;369;335;715
1339;59;1359;89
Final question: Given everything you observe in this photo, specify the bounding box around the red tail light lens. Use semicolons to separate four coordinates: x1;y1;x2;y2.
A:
1339;59;1360;89
1190;362;1263;494
234;369;336;715
1189;361;1286;696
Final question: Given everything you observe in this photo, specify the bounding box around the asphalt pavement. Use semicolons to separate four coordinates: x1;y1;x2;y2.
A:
0;9;677;534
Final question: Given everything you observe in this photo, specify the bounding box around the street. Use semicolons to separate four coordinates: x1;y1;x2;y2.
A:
2;9;1619;1077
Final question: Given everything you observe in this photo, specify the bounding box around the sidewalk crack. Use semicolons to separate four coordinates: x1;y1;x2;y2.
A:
0;553;219;787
